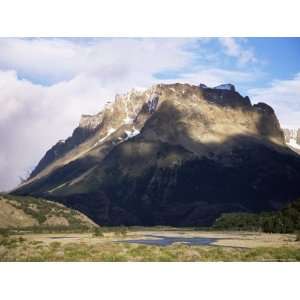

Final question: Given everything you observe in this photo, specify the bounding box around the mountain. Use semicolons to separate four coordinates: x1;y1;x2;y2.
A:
0;194;97;229
283;128;300;154
14;83;300;226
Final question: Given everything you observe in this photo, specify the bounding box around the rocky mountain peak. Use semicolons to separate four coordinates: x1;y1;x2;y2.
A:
214;83;236;91
26;82;286;183
253;102;275;114
15;81;300;228
79;113;103;130
199;82;236;91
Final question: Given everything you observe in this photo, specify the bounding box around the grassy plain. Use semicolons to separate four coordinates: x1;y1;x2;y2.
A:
1;228;300;262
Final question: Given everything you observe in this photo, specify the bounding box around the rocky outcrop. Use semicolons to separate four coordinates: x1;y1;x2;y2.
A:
14;83;300;226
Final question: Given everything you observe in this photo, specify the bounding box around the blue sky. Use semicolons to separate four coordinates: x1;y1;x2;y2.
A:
0;37;299;190
155;37;300;96
251;38;300;79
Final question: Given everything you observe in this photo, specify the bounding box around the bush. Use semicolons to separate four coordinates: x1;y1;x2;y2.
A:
296;232;300;241
112;226;127;237
213;213;261;231
118;226;127;236
93;228;104;237
0;229;10;238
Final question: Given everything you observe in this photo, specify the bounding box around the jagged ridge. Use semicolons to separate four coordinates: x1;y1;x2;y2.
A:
14;83;300;226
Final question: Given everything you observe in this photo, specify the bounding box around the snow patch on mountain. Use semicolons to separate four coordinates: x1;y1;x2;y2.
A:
288;138;300;150
94;127;116;147
124;127;140;140
147;94;159;113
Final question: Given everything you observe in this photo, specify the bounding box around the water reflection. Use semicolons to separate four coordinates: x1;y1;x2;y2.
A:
118;234;217;246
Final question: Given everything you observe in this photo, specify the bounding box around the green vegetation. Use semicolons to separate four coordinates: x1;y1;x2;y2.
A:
93;228;104;237
111;226;127;237
0;225;131;237
5;194;77;225
0;225;91;236
213;198;300;233
213;213;260;231
0;235;25;250
92;226;127;236
0;228;10;238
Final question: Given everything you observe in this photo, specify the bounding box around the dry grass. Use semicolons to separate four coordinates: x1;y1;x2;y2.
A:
1;229;300;262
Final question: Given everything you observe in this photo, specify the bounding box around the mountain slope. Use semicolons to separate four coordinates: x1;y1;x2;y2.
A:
0;194;97;229
14;83;300;226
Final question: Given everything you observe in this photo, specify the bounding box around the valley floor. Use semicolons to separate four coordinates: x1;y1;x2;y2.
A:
1;228;300;261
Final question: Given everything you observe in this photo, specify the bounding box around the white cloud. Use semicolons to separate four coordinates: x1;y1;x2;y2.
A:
249;73;300;128
0;71;114;190
162;67;255;87
219;38;256;65
0;38;193;84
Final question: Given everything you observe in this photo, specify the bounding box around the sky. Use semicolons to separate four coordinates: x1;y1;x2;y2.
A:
0;37;299;191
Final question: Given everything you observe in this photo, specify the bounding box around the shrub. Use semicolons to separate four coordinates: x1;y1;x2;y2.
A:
117;226;127;237
0;229;10;238
213;213;261;231
93;228;104;237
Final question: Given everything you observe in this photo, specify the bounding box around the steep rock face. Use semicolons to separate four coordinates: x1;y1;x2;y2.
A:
14;83;300;226
30;124;97;178
23;88;155;186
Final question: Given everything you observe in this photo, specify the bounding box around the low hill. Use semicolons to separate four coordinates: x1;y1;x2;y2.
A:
0;194;97;229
